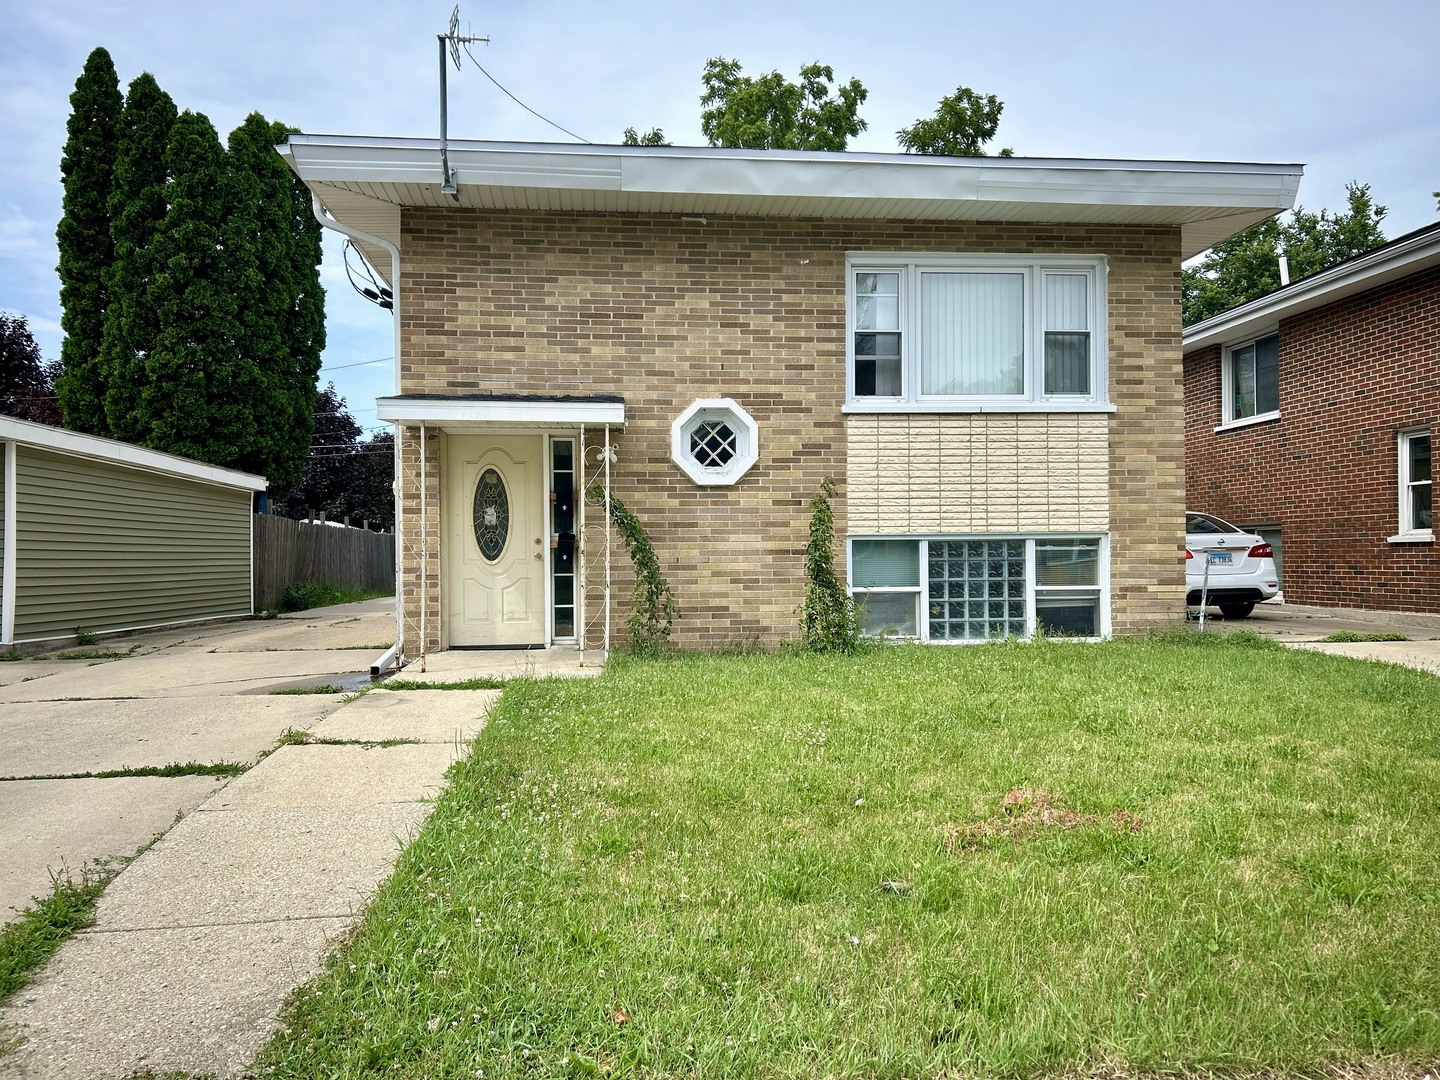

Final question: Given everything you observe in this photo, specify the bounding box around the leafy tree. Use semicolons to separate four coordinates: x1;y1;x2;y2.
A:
224;114;323;494
898;85;1013;157
54;47;122;433
273;386;393;529
700;58;867;151
622;126;668;146
139;110;249;464
1183;182;1388;326
0;313;62;426
99;72;176;441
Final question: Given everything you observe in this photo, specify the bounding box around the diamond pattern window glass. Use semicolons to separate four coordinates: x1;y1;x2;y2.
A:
472;467;509;562
926;539;1026;640
689;420;737;469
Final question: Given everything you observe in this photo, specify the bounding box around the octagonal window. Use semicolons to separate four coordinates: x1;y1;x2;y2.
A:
671;399;759;486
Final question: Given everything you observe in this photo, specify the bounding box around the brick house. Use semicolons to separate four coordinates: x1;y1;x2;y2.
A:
1183;222;1440;613
282;137;1299;657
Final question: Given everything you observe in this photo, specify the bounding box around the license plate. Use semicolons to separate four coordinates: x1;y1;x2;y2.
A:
1207;553;1232;566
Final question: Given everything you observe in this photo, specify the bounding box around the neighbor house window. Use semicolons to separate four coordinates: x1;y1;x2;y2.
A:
1399;429;1432;535
1222;332;1279;424
848;535;1107;640
847;255;1107;408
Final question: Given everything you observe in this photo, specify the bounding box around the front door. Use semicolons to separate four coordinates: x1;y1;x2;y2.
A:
445;435;545;646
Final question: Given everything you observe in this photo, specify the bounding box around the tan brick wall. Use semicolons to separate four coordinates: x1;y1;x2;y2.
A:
395;211;1184;650
846;413;1110;534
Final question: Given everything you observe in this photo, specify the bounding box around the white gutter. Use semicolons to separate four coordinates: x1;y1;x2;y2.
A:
309;192;406;662
377;397;625;425
2;441;16;645
1184;223;1440;351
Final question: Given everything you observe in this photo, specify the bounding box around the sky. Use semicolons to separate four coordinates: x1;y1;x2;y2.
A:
2;0;1437;432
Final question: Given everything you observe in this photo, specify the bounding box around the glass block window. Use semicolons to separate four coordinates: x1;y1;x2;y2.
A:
926;539;1027;640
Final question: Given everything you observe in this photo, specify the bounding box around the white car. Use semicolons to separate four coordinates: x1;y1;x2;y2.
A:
1185;511;1279;619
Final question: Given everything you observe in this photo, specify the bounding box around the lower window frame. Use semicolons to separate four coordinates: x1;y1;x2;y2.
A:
846;533;1111;643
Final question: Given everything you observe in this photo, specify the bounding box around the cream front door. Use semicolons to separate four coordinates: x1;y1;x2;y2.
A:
444;435;546;647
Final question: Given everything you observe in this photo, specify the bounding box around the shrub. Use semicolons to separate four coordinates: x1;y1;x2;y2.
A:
798;478;860;653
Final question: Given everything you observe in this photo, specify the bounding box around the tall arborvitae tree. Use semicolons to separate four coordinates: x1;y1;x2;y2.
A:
140;111;250;464
54;47;122;433
223;114;322;493
100;72;176;442
278;119;327;491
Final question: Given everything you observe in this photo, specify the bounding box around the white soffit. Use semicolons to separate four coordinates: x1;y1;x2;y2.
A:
0;415;267;491
376;396;625;426
284;136;1303;261
1184;221;1440;352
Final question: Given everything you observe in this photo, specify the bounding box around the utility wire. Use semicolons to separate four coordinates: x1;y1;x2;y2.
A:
462;41;590;144
318;357;392;373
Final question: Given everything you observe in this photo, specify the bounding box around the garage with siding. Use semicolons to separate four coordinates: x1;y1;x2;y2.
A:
1;416;266;646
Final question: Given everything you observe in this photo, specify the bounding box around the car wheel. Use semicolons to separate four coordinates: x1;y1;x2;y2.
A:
1218;602;1255;619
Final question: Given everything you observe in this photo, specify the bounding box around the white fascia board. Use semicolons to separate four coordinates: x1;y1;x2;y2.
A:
284;136;1302;223
0;416;267;491
1184;225;1440;352
376;397;625;426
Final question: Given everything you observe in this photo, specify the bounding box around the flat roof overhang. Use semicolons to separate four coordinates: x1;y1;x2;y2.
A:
376;393;625;430
281;135;1305;275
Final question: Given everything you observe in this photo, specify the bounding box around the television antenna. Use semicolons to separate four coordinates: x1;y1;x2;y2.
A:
438;5;488;199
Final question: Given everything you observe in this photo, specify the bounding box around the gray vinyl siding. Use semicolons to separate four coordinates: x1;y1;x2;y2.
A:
12;446;252;641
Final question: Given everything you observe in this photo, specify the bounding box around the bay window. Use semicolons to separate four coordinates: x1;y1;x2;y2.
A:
849;535;1108;640
846;254;1108;409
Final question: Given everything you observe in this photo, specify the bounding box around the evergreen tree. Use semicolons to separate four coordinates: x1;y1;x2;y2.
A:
100;72;176;442
140;110;250;464
225;113;304;490
278;120;326;492
54;47;122;433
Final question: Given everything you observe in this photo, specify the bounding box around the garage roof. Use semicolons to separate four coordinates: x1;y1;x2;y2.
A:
0;416;268;492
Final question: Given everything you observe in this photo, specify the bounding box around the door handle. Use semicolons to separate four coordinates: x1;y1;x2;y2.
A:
534;552;542;561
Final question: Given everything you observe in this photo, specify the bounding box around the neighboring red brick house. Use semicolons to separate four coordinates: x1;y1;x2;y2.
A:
1183;222;1440;612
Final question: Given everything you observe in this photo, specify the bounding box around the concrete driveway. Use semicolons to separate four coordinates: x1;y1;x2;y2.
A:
1207;598;1440;676
0;598;393;924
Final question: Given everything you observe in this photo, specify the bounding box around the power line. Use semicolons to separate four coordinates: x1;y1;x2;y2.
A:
318;356;392;373
462;40;590;144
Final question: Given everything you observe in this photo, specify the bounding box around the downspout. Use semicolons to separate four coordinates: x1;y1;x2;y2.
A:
310;194;406;665
2;441;16;645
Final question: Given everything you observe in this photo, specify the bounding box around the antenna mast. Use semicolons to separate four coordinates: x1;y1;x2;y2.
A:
438;6;488;199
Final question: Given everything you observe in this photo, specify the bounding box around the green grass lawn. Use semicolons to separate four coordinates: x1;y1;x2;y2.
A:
257;634;1440;1078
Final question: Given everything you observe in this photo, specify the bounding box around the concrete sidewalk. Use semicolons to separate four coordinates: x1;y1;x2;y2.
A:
0;687;498;1079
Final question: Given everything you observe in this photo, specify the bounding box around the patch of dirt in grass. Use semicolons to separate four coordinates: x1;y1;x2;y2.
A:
943;788;1142;854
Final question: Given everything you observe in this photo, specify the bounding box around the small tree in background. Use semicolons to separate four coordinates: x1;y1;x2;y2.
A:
99;71;176;442
799;478;860;653
898;85;1013;157
273;385;394;529
0;314;62;426
622;126;668;145
700;58;867;151
54;46;122;433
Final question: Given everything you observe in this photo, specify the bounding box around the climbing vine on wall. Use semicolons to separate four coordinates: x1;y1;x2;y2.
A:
589;485;678;656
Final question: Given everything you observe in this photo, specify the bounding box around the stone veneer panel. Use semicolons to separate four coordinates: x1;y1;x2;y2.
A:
394;211;1185;651
846;413;1110;535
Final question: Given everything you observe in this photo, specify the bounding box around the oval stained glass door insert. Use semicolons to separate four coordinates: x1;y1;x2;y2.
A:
472;467;509;562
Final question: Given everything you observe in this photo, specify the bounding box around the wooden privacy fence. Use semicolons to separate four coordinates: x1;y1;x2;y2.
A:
252;514;395;611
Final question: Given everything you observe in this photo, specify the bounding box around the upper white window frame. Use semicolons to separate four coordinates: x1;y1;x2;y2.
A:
842;252;1112;414
1396;427;1433;540
1216;327;1281;431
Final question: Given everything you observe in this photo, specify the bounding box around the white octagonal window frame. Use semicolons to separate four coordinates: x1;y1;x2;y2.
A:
671;398;759;486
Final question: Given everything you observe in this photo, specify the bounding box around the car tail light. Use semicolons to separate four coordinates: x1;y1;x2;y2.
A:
1184;549;1193;560
1249;543;1273;559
